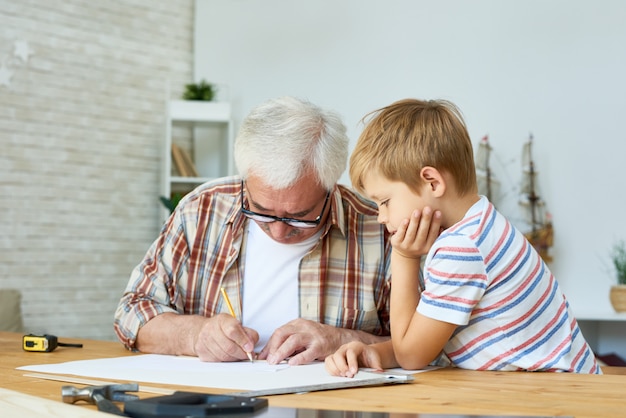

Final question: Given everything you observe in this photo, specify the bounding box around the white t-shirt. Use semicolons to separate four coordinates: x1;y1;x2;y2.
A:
242;221;322;351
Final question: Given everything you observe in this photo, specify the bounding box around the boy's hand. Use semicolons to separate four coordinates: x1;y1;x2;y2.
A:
324;341;382;378
391;206;442;258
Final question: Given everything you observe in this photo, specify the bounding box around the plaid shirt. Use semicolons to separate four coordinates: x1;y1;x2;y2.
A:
114;176;391;349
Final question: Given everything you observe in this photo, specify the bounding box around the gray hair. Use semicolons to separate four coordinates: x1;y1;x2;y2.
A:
234;96;348;190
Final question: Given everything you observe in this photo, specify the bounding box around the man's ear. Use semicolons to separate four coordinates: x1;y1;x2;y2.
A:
420;166;446;197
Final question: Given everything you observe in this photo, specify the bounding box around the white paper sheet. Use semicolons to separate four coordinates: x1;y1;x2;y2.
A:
17;354;425;394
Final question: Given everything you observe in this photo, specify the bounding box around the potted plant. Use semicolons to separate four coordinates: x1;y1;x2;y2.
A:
159;193;183;214
182;79;216;101
609;240;626;312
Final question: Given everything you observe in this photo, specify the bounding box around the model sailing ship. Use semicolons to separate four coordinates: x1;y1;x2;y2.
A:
476;135;494;201
519;134;553;262
476;135;500;205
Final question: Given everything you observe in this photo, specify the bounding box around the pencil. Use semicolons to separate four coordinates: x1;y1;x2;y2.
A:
220;287;254;362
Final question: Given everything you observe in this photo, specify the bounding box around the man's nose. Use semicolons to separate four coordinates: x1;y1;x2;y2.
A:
266;220;293;237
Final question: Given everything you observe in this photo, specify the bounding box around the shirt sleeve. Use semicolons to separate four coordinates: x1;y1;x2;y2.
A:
113;211;190;350
417;233;488;326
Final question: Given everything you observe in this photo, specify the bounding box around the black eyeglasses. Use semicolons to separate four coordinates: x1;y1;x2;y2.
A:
240;181;330;228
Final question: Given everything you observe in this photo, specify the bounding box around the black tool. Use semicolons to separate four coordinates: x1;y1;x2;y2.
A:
62;383;140;416
23;334;83;352
123;391;268;418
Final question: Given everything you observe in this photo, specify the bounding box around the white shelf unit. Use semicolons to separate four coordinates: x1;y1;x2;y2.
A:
572;307;626;362
162;100;234;222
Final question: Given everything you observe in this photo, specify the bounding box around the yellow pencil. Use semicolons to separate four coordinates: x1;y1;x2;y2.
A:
220;287;254;362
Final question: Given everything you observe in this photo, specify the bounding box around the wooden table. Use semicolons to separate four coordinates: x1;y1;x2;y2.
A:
1;331;625;417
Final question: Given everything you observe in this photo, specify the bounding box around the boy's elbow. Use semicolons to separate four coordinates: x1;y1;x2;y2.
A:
397;356;432;370
394;346;434;370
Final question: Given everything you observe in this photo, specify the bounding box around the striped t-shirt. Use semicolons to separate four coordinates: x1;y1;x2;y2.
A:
418;196;600;373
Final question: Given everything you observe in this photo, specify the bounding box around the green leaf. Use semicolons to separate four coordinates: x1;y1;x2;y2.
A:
159;193;184;214
612;240;626;285
182;79;215;101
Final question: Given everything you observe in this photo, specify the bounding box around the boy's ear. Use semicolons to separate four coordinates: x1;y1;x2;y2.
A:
420;166;446;197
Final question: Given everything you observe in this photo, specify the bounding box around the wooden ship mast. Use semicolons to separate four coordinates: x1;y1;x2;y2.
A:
520;134;553;262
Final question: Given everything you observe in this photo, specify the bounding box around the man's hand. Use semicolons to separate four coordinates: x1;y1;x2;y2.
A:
258;318;357;365
135;312;258;362
391;206;442;258
325;341;382;378
193;314;259;362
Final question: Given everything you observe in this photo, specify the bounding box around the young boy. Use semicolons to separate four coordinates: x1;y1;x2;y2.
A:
325;99;601;375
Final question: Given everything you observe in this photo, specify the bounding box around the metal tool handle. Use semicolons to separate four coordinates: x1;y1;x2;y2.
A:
61;385;129;416
92;393;128;416
61;385;92;404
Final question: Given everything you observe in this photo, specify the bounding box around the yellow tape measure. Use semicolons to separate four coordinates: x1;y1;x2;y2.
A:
22;334;83;352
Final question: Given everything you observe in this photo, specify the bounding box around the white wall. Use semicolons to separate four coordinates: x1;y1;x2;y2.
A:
0;0;195;340
194;0;626;319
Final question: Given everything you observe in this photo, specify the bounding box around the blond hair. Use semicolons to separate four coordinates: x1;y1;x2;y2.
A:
349;99;477;196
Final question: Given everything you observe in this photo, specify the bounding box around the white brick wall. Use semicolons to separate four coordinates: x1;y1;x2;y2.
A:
0;0;195;340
